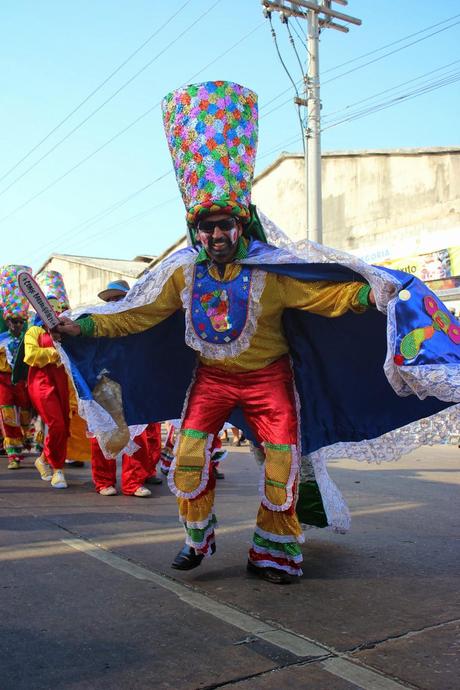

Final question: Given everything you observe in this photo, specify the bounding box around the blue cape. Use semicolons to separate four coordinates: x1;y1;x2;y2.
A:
61;242;458;455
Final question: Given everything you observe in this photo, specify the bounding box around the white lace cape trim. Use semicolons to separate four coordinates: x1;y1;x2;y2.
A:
308;403;460;465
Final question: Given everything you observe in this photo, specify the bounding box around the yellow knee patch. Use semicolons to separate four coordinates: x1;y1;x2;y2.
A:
263;443;297;510
0;405;20;428
172;429;211;497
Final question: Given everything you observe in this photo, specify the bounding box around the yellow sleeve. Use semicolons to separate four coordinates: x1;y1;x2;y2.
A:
92;268;185;337
278;275;368;317
0;347;11;373
24;326;61;368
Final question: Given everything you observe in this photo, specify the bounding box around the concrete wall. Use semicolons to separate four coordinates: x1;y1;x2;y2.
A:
42;257;135;309
252;148;460;261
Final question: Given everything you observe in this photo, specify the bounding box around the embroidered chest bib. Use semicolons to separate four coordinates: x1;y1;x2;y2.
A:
191;265;253;344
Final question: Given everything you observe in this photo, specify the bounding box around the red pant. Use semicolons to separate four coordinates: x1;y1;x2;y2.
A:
144;422;162;476
174;356;303;576
183;357;298;443
27;365;69;469
91;429;151;494
0;372;31;458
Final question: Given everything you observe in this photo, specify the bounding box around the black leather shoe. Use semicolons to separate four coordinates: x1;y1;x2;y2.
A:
171;543;215;570
246;560;297;585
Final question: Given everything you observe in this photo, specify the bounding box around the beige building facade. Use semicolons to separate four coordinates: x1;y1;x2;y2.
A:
36;254;156;309
252;147;460;310
37;147;460;312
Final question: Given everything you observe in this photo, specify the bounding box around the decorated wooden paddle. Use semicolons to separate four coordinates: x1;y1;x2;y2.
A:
18;271;60;331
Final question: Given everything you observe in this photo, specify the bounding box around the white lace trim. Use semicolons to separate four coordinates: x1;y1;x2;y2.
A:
397;365;460;403
184;522;216;551
250;543;303;564
179;511;216;531
308;403;460;465
248;559;302;576
254;526;305;545
310;456;351;534
181;263;266;360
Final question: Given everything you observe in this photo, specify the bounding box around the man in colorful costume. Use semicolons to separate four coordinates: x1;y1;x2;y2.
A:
0;265;33;469
24;271;90;488
56;81;460;584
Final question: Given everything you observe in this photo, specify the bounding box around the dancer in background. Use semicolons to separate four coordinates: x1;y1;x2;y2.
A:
25;270;90;488
90;280;154;498
0;265;33;469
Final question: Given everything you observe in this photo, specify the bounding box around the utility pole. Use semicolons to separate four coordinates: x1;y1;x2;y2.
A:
261;0;361;244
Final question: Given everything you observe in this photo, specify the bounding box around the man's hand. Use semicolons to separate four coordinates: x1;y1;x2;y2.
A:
53;316;81;338
368;289;375;306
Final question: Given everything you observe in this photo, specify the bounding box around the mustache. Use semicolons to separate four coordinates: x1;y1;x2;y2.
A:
209;236;232;248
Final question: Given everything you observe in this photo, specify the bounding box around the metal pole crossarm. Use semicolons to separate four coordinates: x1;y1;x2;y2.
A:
288;0;361;26
319;18;349;32
262;1;307;20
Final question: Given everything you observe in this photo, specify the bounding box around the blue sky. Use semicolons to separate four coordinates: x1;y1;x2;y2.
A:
1;0;459;270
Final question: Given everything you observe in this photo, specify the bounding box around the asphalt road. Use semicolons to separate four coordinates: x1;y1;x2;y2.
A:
0;444;459;690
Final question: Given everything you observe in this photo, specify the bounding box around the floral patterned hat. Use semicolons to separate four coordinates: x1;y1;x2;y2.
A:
0;265;32;319
162;80;258;227
36;270;70;311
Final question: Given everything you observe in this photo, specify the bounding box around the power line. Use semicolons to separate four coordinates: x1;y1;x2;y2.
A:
322;11;460;76
0;0;193;187
322;17;460;86
67;196;180;255
14;21;263;251
266;12;305;153
258;63;460;159
322;70;460;132
27;172;173;263
321;59;460;123
0;0;222;201
259;12;460;115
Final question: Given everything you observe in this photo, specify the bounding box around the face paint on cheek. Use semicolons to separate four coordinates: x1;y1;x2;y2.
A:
228;227;239;244
198;232;210;248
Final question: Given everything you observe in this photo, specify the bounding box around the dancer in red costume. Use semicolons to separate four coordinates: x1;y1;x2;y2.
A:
90;281;155;498
144;422;163;485
25;306;70;488
0;265;33;469
24;273;91;489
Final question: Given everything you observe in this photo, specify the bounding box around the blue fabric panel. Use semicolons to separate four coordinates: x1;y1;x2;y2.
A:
283;307;449;455
62;311;196;425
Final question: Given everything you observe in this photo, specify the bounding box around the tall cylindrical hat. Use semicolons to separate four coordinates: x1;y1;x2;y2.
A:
36;270;70;310
0;265;32;319
162;80;258;226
